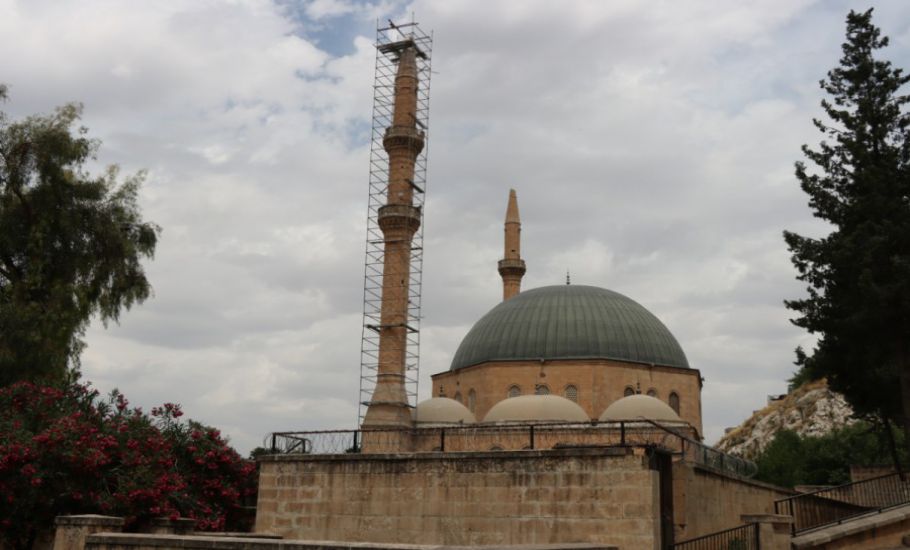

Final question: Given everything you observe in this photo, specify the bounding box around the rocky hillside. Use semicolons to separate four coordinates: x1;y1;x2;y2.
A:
715;379;854;460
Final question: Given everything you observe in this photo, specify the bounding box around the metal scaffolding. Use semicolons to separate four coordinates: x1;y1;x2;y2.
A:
357;20;433;425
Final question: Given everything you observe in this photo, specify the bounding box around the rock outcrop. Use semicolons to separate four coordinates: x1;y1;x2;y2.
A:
715;379;854;460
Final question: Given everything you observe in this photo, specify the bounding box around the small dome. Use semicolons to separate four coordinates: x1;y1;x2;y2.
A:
413;398;476;425
599;394;681;422
483;395;590;423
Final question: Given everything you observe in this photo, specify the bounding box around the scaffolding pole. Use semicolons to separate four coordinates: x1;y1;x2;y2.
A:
357;20;433;425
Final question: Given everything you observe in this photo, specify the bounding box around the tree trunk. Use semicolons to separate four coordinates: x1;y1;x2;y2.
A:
883;417;903;479
897;348;910;472
901;361;910;468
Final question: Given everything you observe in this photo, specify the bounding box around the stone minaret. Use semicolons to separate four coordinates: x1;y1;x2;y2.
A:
362;42;424;429
498;189;526;301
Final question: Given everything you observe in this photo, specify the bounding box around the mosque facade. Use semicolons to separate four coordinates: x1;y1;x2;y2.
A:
428;190;704;438
254;25;794;550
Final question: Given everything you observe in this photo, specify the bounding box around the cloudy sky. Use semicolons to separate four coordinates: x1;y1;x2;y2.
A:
3;0;910;454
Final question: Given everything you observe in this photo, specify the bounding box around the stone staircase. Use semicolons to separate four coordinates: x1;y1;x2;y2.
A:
790;503;910;549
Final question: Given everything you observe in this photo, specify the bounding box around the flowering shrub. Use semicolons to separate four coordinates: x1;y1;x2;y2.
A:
0;379;257;550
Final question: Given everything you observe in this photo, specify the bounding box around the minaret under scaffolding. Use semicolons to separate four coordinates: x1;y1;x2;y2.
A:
498;189;526;301
360;23;432;430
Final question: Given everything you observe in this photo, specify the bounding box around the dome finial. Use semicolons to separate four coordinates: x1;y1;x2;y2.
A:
566;270;571;285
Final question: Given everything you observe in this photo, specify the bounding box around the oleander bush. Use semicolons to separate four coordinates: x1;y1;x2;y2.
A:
0;377;257;550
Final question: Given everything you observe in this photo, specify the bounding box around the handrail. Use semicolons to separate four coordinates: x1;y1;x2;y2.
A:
671;522;759;549
635;417;757;477
775;472;902;504
774;471;910;535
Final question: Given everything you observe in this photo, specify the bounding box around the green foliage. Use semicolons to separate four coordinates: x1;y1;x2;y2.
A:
754;423;907;488
787;364;817;392
0;93;159;386
784;9;910;445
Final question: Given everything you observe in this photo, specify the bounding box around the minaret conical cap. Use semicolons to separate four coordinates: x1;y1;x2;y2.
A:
506;188;520;223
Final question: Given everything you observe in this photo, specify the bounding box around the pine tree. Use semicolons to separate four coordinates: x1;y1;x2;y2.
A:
784;8;910;457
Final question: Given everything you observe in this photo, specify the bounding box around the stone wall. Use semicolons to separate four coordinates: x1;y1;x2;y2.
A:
431;359;703;436
359;423;699;454
256;447;661;548
672;462;794;541
84;533;616;550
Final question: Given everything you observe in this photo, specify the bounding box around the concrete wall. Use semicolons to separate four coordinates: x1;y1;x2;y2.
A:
672;462;794;541
431;359;703;436
255;447;661;548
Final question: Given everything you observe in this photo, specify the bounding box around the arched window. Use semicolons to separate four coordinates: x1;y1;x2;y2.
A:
468;389;476;412
535;384;550;395
624;386;635;397
669;392;680;414
507;385;521;398
647;388;658;398
564;385;578;402
453;392;462;404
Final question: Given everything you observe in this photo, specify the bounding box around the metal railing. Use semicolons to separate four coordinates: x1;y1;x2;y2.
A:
264;419;757;478
680;437;758;479
671;522;759;550
774;472;910;534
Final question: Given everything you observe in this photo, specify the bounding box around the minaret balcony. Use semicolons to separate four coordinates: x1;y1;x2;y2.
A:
378;204;422;233
383;126;425;153
498;258;527;276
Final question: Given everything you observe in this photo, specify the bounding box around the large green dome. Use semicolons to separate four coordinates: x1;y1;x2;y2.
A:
450;285;689;371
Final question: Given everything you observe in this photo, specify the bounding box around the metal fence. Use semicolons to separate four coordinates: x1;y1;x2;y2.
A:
265;419;757;478
671;522;759;550
680;438;757;478
774;472;910;534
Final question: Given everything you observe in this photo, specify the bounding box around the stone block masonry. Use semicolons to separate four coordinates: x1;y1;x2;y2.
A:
255;447;660;548
672;462;794;541
84;533;617;550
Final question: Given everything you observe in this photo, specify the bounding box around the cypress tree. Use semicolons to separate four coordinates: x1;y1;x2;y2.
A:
784;9;910;457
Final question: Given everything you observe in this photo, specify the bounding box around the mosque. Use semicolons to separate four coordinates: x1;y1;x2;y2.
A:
254;23;793;550
421;188;703;440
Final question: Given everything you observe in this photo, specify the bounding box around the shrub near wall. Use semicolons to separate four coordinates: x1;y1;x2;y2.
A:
0;379;256;550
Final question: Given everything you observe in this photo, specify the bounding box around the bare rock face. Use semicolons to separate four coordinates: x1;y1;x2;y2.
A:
715;379;854;460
